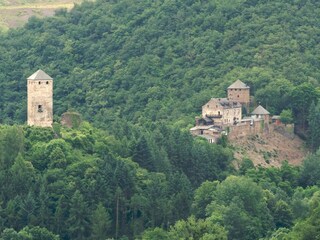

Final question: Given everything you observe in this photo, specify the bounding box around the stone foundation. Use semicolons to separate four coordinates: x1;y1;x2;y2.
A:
228;120;271;140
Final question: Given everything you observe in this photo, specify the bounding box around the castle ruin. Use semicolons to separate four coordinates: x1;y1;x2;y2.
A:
27;69;53;127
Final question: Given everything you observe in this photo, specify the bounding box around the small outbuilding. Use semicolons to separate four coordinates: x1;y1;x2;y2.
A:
251;105;270;123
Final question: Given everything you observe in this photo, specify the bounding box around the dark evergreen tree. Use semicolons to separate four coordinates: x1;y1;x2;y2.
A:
67;190;90;240
91;202;112;240
38;179;51;228
132;135;155;171
299;150;320;187
308;101;320;152
54;195;68;239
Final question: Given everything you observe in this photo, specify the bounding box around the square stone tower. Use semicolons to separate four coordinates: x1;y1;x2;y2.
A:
27;69;53;127
227;79;250;106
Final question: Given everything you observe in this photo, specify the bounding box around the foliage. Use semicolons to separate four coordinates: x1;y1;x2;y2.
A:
0;0;319;134
0;0;320;239
280;109;293;126
299;150;320;187
0;124;232;239
307;101;320;152
0;226;59;240
206;176;273;240
142;216;227;240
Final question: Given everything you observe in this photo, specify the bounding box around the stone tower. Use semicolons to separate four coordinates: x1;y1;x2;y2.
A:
27;69;53;127
227;79;250;107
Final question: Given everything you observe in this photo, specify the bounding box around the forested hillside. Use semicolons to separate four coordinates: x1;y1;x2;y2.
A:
1;0;320;239
0;0;319;129
1;123;320;239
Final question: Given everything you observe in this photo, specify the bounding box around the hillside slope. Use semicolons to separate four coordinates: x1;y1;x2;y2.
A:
1;1;320;239
0;0;319;130
232;125;308;167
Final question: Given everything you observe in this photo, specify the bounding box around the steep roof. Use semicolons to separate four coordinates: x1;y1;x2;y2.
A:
204;98;242;109
251;105;270;115
228;79;249;89
27;69;53;80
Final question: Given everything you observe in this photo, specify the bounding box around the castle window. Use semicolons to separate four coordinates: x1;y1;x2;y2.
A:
38;105;43;112
38;81;41;85
46;81;49;84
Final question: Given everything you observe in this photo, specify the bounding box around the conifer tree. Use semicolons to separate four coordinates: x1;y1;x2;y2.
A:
132;135;155;171
9;154;35;197
67;190;89;240
38;179;51;227
91;202;112;240
308;101;320;151
54;195;68;239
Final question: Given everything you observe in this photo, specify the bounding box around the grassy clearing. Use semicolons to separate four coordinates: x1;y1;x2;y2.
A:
0;0;82;30
0;3;75;9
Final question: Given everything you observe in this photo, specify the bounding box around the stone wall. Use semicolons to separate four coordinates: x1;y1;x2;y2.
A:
61;112;82;128
202;99;242;125
228;120;270;140
27;79;53;127
227;88;250;104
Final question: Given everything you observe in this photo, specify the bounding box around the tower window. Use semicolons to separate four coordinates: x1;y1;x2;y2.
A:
38;81;41;85
38;105;43;112
46;81;49;84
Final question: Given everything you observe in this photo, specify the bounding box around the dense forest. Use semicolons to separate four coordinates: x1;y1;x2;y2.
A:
0;0;320;129
0;0;320;239
1;123;320;240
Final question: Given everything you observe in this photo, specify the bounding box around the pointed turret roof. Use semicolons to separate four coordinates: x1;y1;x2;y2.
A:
228;79;249;89
251;105;270;115
27;69;52;80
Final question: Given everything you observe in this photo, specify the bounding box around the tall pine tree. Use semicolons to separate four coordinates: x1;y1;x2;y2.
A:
67;190;90;240
91;202;112;240
308;101;320;151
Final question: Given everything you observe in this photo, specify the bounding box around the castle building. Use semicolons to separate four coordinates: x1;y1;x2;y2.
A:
251;105;270;123
27;69;53;127
190;79;274;143
190;97;242;143
190;79;271;143
202;98;242;126
227;79;250;107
